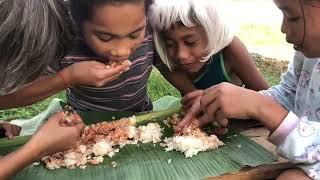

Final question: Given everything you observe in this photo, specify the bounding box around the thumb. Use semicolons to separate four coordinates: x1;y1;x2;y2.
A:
4;126;14;139
74;115;85;131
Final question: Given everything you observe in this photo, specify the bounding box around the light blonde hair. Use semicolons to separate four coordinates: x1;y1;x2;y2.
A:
149;0;234;70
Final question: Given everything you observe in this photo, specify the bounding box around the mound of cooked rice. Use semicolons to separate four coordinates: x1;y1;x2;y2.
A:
42;117;163;169
161;114;224;158
42;114;224;169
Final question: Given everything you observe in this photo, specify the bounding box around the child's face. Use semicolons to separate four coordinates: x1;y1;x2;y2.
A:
163;24;208;74
82;2;146;62
274;0;320;57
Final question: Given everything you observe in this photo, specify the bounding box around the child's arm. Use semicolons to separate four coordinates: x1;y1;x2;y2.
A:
0;73;68;110
0;61;130;110
155;62;196;95
224;36;269;91
268;113;320;179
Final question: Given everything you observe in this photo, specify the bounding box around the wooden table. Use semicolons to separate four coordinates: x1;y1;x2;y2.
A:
206;121;294;180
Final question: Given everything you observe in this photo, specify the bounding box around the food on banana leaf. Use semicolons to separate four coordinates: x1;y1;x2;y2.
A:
42;113;223;169
42;116;163;170
161;114;224;158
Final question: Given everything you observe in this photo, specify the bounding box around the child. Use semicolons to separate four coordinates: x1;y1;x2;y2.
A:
149;0;269;125
187;0;320;179
0;0;161;112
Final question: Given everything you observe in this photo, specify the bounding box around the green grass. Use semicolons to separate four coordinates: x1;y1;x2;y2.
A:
147;69;181;102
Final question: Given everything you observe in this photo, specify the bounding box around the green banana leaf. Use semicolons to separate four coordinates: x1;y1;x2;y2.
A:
0;108;277;180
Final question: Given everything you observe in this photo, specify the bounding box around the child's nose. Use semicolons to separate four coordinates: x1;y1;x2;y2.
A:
177;47;191;62
110;47;131;60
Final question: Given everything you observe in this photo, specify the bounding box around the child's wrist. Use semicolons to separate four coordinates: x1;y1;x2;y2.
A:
58;69;73;88
253;94;288;132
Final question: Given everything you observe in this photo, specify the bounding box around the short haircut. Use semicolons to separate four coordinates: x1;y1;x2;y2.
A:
69;0;153;25
150;0;234;70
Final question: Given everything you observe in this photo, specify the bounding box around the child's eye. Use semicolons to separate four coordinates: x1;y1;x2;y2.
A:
185;40;198;46
129;33;141;39
97;35;113;42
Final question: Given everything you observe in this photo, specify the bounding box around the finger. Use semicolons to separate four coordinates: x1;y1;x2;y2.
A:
213;127;229;135
215;110;229;128
181;90;203;105
202;97;220;120
104;66;124;76
198;113;214;127
176;113;195;133
73;114;85;131
216;118;228;128
76;122;85;132
182;102;193;112
4;125;14;139
201;86;220;109
122;60;132;67
183;98;197;110
97;63;128;77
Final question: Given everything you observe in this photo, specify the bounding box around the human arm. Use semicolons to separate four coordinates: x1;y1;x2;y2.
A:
177;51;300;130
0;60;130;110
0;112;84;179
224;36;269;90
268;114;320;179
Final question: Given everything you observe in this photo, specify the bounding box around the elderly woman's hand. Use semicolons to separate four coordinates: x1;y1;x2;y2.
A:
27;112;85;158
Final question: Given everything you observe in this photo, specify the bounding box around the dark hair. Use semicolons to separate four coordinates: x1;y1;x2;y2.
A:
69;0;153;25
0;0;75;95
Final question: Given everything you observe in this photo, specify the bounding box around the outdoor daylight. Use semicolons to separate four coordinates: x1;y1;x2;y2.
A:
0;0;319;179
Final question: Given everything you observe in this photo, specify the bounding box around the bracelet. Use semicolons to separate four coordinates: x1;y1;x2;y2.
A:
58;71;71;88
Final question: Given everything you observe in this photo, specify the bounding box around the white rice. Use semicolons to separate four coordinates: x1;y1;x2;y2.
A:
92;140;115;157
138;123;163;143
163;134;224;158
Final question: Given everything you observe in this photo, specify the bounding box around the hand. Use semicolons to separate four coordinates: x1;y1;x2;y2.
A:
176;90;204;133
26;112;85;158
199;83;260;127
0;122;21;139
61;60;131;87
